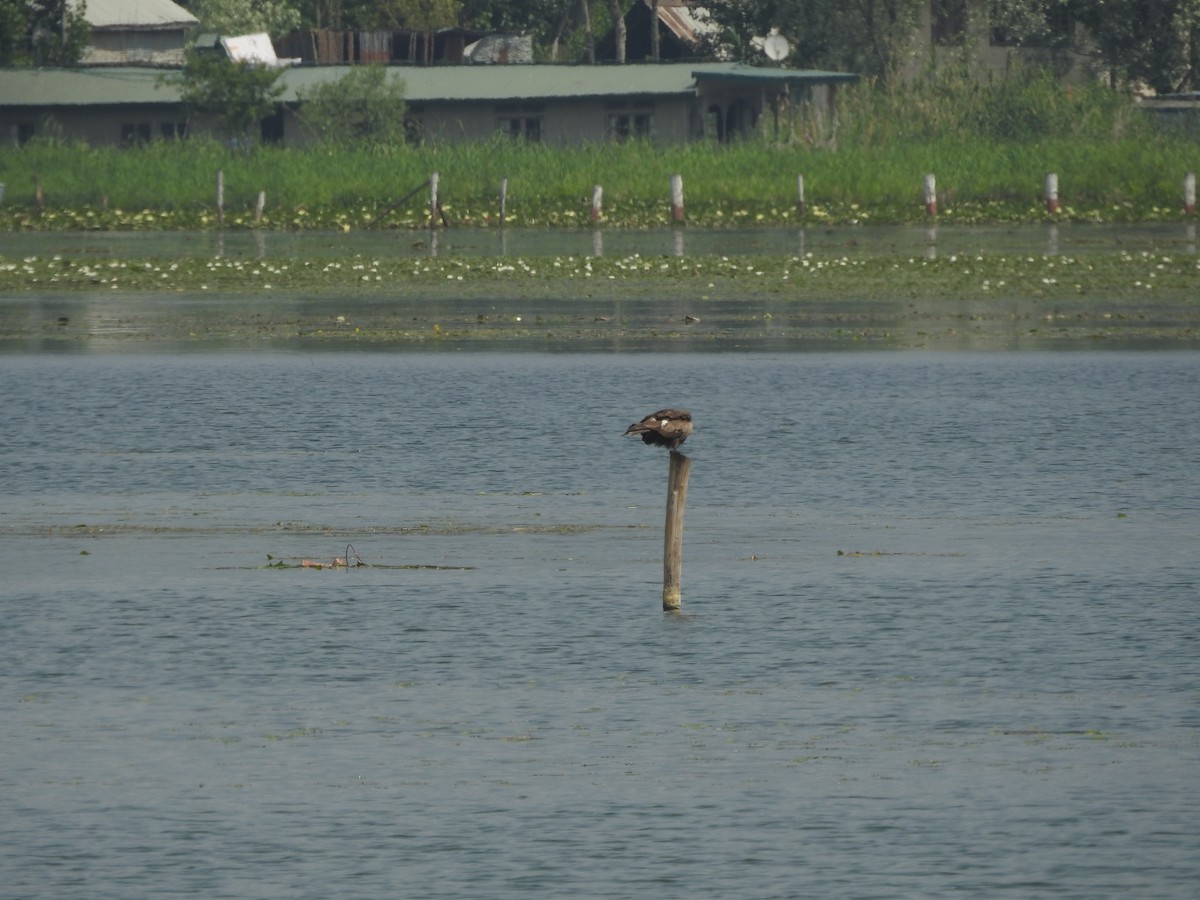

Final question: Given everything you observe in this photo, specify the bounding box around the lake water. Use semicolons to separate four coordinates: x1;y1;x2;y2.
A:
5;222;1198;261
2;351;1198;898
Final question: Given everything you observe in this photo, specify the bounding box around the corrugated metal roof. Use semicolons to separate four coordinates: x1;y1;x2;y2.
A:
70;0;198;30
0;62;856;107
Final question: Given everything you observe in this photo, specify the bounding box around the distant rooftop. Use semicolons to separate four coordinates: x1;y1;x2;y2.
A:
0;62;857;108
70;0;199;30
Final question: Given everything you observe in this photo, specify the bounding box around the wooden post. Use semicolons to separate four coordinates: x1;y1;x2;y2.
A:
662;450;691;611
796;174;806;217
429;171;439;228
215;170;224;225
35;174;45;211
590;184;603;223
1045;172;1059;214
499;176;508;223
1185;172;1196;216
670;173;684;223
923;173;936;217
254;190;266;225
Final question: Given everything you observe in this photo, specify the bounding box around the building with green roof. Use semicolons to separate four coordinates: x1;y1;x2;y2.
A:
1;62;856;148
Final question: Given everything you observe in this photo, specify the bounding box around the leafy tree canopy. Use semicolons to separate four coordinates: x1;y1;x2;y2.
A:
0;0;90;66
298;63;410;146
172;49;287;143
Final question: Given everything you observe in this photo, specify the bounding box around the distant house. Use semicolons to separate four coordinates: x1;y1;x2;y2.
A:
71;0;199;67
915;0;1092;82
0;62;856;148
596;0;716;62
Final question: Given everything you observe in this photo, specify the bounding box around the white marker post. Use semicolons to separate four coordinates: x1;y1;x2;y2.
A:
670;174;684;223
216;170;224;226
924;173;937;217
429;171;439;229
1045;173;1059;214
591;184;603;223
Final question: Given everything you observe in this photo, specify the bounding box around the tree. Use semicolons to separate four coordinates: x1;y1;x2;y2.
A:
1070;0;1200;92
185;0;301;36
0;0;89;66
698;0;924;81
173;49;287;144
298;64;409;146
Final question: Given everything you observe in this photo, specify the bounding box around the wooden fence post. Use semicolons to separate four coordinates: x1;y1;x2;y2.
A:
796;174;806;218
924;173;937;217
662;450;691;611
254;190;266;225
499;176;508;223
1185;172;1196;216
670;174;684;222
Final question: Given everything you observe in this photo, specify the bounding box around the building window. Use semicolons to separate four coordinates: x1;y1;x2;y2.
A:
500;116;542;140
606;98;655;141
15;122;36;145
160;121;187;139
121;123;152;145
608;113;652;141
932;0;968;46
496;103;544;141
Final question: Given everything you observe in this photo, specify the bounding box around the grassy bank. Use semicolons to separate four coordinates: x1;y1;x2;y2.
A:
1;136;1195;231
1;73;1196;231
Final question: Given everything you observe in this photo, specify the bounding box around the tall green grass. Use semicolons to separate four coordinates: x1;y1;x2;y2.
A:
1;69;1195;229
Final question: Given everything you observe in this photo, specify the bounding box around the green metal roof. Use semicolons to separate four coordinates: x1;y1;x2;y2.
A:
692;65;859;86
0;67;178;105
0;62;857;108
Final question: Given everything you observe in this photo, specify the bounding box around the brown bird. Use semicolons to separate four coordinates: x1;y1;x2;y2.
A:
624;408;693;450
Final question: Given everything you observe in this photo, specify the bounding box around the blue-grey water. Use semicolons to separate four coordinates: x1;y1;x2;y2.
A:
1;351;1198;898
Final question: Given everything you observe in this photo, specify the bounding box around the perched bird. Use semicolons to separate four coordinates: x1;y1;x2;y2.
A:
624;408;693;450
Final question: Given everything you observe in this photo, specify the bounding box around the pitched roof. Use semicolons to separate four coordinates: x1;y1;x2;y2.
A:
0;62;856;108
71;0;198;30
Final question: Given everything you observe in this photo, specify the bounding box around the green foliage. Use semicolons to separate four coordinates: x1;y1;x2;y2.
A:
189;0;302;36
1073;0;1200;92
172;51;287;143
836;64;1148;145
698;0;924;80
0;0;89;66
298;65;410;147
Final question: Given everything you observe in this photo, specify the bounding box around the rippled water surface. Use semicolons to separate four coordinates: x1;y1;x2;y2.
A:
2;351;1198;898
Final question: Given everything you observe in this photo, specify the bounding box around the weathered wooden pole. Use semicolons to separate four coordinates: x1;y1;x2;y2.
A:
254;190;266;225
923;173;937;217
670;173;685;222
1185;172;1196;216
1045;172;1059;214
662;450;691;611
499;176;508;223
590;184;603;223
796;174;806;217
215;170;224;225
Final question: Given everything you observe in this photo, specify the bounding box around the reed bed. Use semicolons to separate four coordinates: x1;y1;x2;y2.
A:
2;72;1196;230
